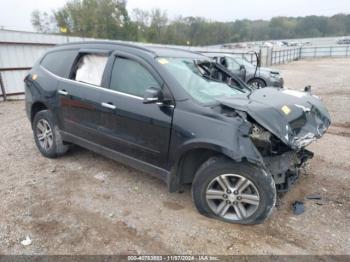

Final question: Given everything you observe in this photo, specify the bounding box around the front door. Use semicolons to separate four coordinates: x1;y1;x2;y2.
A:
98;55;174;168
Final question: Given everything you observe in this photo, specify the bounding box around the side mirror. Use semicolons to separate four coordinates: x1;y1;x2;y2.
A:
240;65;246;71
143;87;163;104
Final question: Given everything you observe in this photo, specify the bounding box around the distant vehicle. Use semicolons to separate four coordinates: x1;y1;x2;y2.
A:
203;53;284;89
262;42;274;48
337;38;350;45
303;41;312;46
289;42;299;47
275;41;287;47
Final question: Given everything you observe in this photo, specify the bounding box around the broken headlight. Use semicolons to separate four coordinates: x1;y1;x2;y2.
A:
250;123;290;156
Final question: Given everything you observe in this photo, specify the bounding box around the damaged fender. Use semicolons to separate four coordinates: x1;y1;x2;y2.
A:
217;87;331;150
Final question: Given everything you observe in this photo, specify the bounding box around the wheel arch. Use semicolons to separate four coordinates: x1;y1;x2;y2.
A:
31;101;49;124
167;136;266;192
168;142;238;192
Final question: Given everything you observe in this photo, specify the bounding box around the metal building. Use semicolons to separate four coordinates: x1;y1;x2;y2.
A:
0;29;227;101
0;29;101;100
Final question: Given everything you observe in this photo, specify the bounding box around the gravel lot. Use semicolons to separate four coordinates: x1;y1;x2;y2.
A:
0;58;349;255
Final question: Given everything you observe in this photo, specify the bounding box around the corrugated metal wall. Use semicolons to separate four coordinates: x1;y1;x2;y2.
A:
0;29;99;100
0;29;226;100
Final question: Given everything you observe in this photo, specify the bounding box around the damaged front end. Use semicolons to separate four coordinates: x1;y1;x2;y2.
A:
250;123;314;192
218;87;331;192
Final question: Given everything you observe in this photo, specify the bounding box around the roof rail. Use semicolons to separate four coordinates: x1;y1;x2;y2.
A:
57;40;157;55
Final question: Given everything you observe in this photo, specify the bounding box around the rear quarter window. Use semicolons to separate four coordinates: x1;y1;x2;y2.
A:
40;50;78;78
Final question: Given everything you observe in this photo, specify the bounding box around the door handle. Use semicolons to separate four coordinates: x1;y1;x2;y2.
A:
101;102;116;110
58;89;69;96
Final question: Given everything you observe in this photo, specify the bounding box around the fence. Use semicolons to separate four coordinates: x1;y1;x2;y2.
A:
272;47;301;65
271;45;350;65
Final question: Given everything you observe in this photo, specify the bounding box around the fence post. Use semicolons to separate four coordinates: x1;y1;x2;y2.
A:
279;50;281;64
260;47;272;67
0;71;6;102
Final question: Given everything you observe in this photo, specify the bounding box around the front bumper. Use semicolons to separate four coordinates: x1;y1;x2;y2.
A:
269;77;284;88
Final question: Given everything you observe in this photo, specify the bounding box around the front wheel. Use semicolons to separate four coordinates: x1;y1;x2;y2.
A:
248;78;266;89
192;157;276;224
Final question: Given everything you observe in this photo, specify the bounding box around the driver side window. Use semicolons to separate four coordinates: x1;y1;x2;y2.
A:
226;57;241;71
110;57;160;97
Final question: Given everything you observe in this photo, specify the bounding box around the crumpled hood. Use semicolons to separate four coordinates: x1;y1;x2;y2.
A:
217;88;331;149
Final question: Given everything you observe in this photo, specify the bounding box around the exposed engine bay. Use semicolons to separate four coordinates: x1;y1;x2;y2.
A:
249;122;314;192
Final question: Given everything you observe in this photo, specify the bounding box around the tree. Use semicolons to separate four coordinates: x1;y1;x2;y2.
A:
31;1;350;45
53;0;132;39
147;9;168;43
31;10;56;33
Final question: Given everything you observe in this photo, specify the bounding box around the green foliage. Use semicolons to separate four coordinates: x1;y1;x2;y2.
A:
31;1;350;45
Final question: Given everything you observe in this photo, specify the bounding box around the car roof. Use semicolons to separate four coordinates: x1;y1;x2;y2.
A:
55;41;208;60
202;52;242;58
146;46;207;59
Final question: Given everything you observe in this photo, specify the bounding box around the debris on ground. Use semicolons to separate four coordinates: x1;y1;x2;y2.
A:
292;201;305;215
306;194;322;200
316;201;325;206
20;236;32;246
94;172;106;182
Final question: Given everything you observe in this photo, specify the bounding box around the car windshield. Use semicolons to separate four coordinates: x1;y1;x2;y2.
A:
157;57;244;105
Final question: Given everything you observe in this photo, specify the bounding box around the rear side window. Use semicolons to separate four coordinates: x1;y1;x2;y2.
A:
72;54;108;86
110;57;160;97
41;50;77;78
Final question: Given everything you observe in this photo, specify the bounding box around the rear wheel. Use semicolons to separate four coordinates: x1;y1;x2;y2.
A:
248;78;266;89
192;157;276;224
33;110;69;158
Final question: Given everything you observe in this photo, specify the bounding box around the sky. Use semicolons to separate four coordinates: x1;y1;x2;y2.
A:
0;0;349;31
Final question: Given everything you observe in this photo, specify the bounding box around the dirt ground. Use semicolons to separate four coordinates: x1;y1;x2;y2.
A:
0;58;349;255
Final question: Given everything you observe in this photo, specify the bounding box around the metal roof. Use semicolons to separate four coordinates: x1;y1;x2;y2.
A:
0;29;97;44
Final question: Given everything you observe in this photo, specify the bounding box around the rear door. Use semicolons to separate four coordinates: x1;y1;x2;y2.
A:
57;49;110;143
98;53;174;168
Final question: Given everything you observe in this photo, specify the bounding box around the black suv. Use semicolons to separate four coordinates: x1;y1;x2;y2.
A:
25;41;331;224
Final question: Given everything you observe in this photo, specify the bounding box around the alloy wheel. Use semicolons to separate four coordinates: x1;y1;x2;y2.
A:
250;81;263;89
36;119;54;151
205;174;260;221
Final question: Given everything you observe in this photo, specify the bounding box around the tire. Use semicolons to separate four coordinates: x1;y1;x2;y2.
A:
192;156;276;224
248;78;266;89
32;110;69;158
